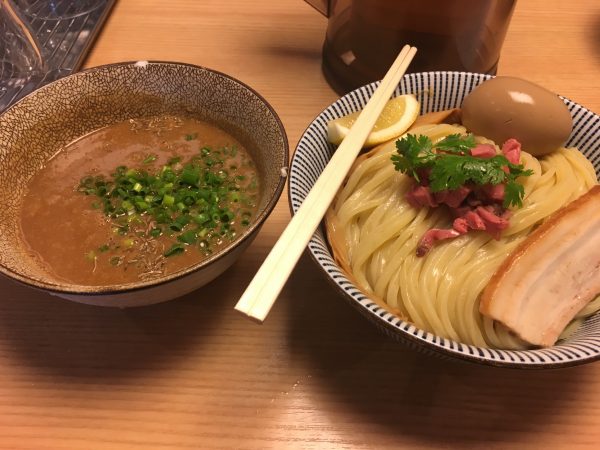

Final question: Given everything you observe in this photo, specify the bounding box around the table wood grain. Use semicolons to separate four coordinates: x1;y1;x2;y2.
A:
1;0;599;448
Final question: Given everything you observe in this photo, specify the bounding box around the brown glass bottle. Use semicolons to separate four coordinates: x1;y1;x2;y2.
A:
310;0;516;94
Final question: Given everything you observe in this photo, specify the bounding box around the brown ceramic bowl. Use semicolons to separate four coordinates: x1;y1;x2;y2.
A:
0;61;288;307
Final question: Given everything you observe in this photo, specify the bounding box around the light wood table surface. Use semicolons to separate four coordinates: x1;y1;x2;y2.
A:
1;0;600;448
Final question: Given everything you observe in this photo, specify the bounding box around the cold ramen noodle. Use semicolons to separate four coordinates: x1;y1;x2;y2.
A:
326;119;600;350
19;116;260;286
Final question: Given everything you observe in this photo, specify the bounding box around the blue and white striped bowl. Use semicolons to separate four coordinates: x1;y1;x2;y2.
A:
289;71;600;368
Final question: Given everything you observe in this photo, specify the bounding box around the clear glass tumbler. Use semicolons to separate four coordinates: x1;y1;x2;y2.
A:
13;0;106;20
0;0;45;97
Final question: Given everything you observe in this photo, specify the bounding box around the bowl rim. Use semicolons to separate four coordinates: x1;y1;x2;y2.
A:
288;70;600;369
0;60;289;295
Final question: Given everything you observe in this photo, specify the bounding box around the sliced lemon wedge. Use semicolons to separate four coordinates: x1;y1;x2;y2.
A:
327;94;420;147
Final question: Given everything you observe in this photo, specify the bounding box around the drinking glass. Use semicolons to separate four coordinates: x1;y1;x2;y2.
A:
13;0;106;20
0;0;45;96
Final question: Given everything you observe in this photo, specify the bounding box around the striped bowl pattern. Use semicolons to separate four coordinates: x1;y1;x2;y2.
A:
289;71;600;368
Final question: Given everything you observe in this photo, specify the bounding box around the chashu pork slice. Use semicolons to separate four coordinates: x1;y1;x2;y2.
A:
480;185;600;347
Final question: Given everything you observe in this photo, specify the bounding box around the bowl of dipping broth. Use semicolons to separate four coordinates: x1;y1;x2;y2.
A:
0;61;288;307
290;71;600;368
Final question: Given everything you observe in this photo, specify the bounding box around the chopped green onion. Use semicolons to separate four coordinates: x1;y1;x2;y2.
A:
77;143;258;262
122;238;134;248
194;213;209;224
162;194;175;206
164;243;185;257
178;230;198;245
180;165;200;185
121;200;134;211
143;154;157;164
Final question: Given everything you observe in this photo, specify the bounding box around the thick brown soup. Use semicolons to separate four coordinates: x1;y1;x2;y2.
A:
19;116;260;286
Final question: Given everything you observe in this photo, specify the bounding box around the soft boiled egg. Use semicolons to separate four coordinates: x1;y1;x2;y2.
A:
461;76;573;156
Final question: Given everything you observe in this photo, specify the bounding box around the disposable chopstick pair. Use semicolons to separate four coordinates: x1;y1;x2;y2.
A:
235;45;417;322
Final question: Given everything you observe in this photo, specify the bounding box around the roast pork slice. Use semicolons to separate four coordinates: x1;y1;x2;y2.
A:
480;185;600;347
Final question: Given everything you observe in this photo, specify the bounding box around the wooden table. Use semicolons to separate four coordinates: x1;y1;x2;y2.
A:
1;0;599;448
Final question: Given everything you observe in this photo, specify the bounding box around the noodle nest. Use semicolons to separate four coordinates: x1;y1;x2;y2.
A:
326;123;600;349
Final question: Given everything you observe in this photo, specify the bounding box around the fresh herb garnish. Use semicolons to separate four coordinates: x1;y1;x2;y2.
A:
391;134;434;182
433;133;476;154
391;134;533;207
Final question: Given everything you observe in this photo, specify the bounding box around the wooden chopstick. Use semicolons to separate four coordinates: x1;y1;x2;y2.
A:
235;45;417;322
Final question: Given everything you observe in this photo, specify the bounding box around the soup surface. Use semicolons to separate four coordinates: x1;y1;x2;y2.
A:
20;116;260;286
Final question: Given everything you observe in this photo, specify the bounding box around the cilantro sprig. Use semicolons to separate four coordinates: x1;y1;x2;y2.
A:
391;134;533;208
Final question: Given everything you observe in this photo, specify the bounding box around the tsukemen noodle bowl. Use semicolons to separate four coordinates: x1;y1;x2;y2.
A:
289;71;600;368
0;61;288;307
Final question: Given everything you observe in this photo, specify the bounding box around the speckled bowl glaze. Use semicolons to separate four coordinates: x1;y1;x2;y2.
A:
0;61;288;307
290;71;600;368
